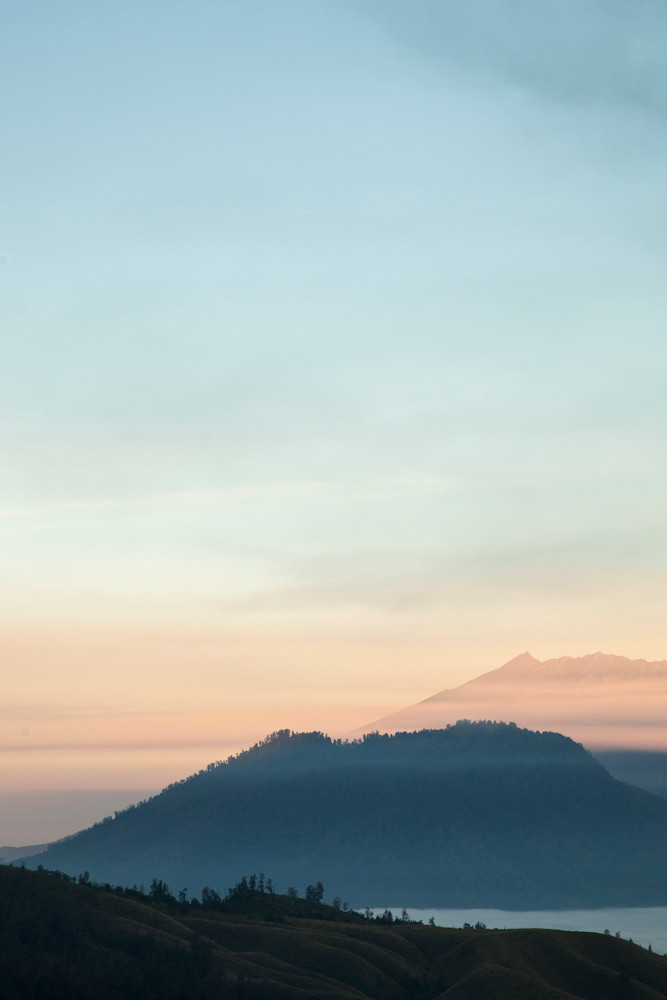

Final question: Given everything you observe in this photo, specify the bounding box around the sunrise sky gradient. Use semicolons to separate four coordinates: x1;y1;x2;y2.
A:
3;0;667;843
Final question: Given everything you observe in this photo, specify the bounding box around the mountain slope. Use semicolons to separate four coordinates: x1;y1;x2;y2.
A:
359;652;667;750
594;750;667;800
2;865;666;1000
22;723;667;909
0;842;48;863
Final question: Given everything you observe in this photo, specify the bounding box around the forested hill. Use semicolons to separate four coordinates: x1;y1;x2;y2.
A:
23;721;667;909
204;721;604;771
3;865;667;1000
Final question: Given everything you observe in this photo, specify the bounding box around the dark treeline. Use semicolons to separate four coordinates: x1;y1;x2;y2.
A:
2;864;666;1000
15;863;423;928
154;720;603;786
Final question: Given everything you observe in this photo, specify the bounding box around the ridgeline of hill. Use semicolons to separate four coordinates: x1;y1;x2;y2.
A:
2;865;666;1000
356;652;667;754
23;721;667;909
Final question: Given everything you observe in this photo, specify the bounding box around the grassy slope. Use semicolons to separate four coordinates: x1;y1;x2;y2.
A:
1;866;666;1000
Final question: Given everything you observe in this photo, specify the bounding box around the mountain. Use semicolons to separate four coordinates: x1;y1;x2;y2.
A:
2;865;666;1000
358;652;667;751
21;722;667;909
594;750;667;800
0;842;48;863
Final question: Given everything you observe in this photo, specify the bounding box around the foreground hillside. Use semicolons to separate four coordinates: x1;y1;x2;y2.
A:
2;866;666;1000
24;722;667;908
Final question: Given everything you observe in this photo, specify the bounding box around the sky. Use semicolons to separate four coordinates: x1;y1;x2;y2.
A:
2;0;667;843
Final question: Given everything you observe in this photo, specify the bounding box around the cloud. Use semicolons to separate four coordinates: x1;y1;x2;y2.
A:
0;484;329;523
216;521;665;617
356;0;667;111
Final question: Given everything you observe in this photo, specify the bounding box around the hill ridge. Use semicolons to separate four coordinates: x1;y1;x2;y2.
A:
21;721;667;910
2;865;666;1000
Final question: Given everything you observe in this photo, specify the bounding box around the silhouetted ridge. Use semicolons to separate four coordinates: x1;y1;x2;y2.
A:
182;720;602;777
22;722;667;909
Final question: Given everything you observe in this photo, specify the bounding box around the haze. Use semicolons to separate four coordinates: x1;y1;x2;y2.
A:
2;0;667;844
361;652;667;751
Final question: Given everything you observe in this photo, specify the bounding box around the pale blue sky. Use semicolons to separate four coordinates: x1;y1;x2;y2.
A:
2;0;667;745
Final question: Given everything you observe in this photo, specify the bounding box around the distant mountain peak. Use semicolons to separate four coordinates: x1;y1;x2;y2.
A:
471;650;540;682
499;650;539;669
355;650;667;750
459;651;667;689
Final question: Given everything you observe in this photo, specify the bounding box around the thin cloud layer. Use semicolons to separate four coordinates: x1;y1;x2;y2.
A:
358;0;667;110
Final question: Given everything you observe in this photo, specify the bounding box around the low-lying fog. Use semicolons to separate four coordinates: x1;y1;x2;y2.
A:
381;907;667;954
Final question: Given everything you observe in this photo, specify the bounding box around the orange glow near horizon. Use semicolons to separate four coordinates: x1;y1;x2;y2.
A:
3;622;667;807
0;704;398;793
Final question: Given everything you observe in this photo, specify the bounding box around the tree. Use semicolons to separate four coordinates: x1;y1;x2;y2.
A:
228;876;249;897
201;886;221;907
149;878;173;902
305;882;324;903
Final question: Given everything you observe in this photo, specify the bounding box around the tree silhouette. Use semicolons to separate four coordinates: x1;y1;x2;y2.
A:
305;882;324;902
